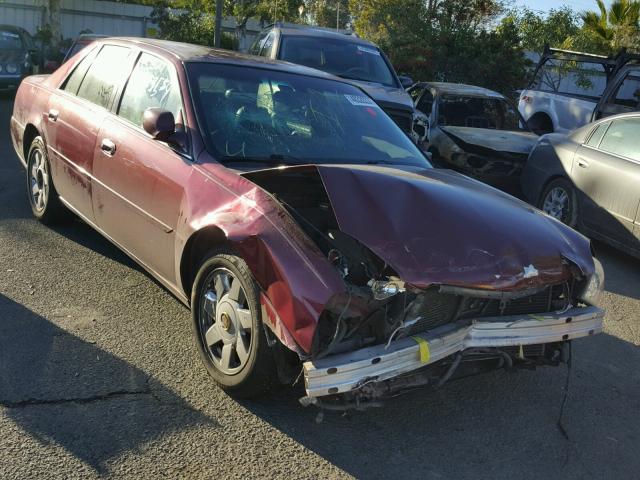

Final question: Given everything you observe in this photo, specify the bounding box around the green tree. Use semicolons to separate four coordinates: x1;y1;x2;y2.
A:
305;0;351;29
581;0;640;51
499;7;579;52
348;0;526;94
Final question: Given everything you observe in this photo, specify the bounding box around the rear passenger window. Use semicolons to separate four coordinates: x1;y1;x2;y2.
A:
585;121;609;147
598;118;640;161
77;45;132;109
118;53;182;128
63;46;99;94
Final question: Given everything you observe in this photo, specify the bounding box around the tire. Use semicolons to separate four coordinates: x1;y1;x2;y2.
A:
26;136;69;224
539;178;578;228
191;247;278;398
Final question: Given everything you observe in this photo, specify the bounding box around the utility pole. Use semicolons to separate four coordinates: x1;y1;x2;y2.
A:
336;1;340;30
214;0;223;47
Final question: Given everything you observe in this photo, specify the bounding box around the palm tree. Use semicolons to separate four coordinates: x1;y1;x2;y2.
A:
581;0;640;51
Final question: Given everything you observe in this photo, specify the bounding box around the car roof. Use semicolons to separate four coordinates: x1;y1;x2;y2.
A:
421;82;505;98
272;24;376;47
101;37;348;81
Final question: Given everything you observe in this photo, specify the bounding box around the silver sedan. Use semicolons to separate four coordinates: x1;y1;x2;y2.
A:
521;112;640;258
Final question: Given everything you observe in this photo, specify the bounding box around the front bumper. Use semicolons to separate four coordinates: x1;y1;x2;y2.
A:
0;74;22;91
303;306;603;398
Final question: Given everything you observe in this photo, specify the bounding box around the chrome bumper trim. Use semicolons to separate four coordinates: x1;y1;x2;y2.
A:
303;306;604;398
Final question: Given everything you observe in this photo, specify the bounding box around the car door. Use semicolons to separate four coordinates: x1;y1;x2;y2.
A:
92;51;191;282
45;44;134;221
572;117;640;245
593;68;640;120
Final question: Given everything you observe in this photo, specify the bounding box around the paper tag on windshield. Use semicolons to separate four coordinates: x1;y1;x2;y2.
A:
344;94;378;107
357;46;380;55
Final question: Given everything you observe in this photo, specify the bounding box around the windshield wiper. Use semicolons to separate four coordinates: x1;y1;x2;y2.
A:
220;154;308;166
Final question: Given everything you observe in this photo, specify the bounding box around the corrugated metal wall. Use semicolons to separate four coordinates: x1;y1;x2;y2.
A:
0;0;262;46
0;0;152;37
0;1;43;34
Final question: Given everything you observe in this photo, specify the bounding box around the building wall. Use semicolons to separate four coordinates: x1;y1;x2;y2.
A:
0;0;261;47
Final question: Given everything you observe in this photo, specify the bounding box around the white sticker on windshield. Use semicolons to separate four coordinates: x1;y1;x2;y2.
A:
357;46;380;56
344;94;378;107
1;32;20;38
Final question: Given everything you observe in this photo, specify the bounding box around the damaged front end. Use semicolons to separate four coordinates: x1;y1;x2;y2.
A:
242;164;605;408
439;127;539;190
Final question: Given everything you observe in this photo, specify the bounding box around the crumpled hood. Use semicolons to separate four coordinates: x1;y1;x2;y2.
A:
316;164;594;290
441;126;539;155
346;79;414;112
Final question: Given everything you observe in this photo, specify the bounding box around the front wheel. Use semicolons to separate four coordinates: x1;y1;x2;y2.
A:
191;249;278;398
539;178;578;228
26;136;69;224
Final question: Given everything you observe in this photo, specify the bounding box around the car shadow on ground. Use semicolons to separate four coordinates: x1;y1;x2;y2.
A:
595;240;640;301
241;333;640;479
0;294;216;474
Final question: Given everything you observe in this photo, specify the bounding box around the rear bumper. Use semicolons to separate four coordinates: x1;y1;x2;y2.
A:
303;306;604;398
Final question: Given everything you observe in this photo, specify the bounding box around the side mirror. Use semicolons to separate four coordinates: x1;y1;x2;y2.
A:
143;107;188;150
398;75;414;89
411;111;429;145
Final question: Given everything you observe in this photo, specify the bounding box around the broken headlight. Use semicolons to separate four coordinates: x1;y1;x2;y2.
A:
580;257;605;307
369;278;406;300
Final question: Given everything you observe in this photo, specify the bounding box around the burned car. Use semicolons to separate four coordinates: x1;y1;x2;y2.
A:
10;38;604;408
409;82;539;192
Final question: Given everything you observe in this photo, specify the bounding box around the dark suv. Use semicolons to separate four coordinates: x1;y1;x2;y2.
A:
248;23;416;135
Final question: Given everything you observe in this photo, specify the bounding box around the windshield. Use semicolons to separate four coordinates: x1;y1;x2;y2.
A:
187;63;430;168
0;30;23;50
279;36;397;88
439;95;525;131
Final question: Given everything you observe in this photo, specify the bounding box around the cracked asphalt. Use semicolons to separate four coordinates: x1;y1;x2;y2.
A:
1;94;639;479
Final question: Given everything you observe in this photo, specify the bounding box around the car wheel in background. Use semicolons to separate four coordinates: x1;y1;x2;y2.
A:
191;248;278;398
539;178;578;228
26;136;70;224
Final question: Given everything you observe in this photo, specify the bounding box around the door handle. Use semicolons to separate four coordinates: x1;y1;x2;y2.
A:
577;158;589;168
47;109;59;122
100;138;116;156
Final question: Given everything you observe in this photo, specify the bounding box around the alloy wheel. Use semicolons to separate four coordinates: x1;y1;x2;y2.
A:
542;186;570;223
29;148;49;213
198;268;253;375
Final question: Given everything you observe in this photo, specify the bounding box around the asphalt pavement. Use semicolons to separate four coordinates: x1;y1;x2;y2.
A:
1;94;639;479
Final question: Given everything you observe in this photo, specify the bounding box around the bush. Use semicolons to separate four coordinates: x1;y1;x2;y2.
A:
151;5;238;50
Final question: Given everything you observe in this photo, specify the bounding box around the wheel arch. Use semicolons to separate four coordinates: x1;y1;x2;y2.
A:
528;111;555;135
23;124;40;161
179;225;229;301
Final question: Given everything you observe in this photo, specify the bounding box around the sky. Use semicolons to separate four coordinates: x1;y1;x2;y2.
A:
513;0;611;14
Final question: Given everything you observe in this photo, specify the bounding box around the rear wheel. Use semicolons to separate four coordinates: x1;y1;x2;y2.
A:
539;178;578;228
191;249;278;398
26;136;69;224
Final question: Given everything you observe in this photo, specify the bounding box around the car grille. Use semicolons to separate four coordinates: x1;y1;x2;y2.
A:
406;283;570;335
384;109;413;134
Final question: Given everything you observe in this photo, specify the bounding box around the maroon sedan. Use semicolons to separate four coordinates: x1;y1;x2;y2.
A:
10;38;605;408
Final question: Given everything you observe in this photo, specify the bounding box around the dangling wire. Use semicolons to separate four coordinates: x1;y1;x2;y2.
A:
557;341;572;440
